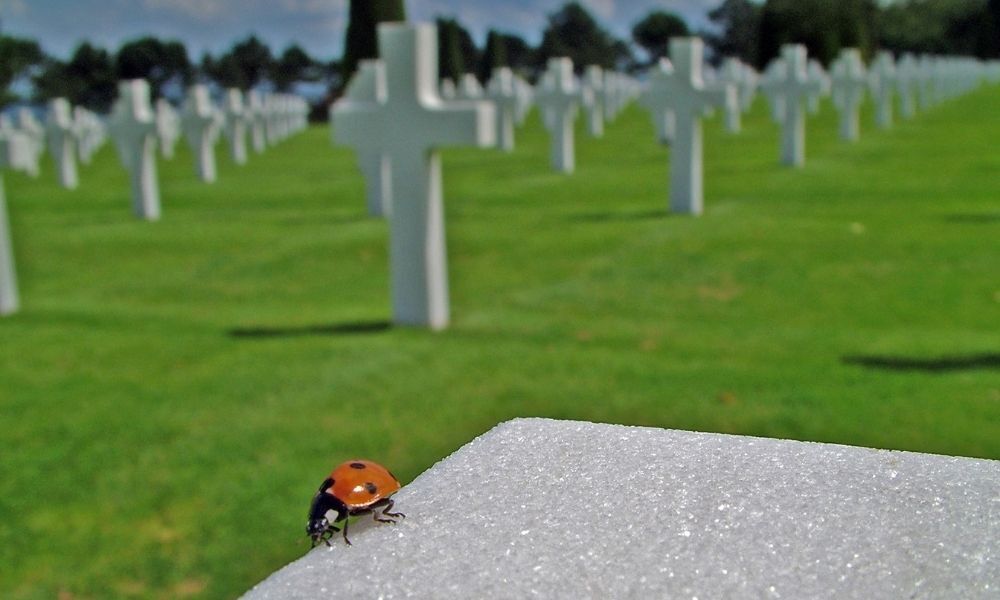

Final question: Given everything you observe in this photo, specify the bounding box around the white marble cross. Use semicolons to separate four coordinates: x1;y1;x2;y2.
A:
486;66;518;152
14;109;44;178
535;57;582;174
807;60;831;115
223;89;249;165
645;39;732;215
45;98;79;190
73;107;104;166
761;59;787;125
181;85;221;183
514;76;533;126
247;91;268;154
0;130;35;316
869;51;896;129
638;58;677;146
108;79;161;221
831;48;867;142
582;65;605;138
719;58;747;133
332;23;494;329
155;99;180;160
761;44;822;167
895;53;919;119
440;78;457;100
458;74;483;99
332;59;392;218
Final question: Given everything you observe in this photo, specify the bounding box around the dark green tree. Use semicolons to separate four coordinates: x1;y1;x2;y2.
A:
341;0;406;83
436;18;466;81
537;2;630;72
632;11;689;64
757;0;876;67
877;0;999;58
498;33;535;73
477;30;508;83
115;37;192;99
33;42;116;111
272;44;316;92
705;0;762;67
0;35;45;107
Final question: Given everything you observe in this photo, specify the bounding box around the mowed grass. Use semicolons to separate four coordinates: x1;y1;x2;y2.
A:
2;86;998;598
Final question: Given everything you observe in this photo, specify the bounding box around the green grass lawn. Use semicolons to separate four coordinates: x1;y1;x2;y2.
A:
2;86;998;598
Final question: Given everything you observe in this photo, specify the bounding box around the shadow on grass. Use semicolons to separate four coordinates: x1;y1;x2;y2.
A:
568;209;667;223
228;320;392;339
942;213;1000;224
841;353;1000;373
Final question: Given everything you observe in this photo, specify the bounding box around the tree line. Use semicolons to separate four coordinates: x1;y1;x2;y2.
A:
1;0;997;113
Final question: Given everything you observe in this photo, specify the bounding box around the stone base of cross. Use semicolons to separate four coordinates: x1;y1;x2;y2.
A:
333;23;495;330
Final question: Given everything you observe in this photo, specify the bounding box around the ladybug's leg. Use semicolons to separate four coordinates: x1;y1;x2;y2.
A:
341;516;352;546
381;498;405;520
366;500;396;524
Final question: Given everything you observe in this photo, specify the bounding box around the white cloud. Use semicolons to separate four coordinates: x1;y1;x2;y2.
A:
278;0;346;15
143;0;228;20
0;0;28;15
583;0;616;20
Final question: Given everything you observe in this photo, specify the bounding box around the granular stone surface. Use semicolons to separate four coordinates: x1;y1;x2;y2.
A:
243;418;999;599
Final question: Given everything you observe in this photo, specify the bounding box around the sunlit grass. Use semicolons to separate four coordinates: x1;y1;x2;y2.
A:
1;85;997;598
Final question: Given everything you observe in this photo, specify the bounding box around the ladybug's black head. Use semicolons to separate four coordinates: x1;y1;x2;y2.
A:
306;477;346;547
306;517;329;546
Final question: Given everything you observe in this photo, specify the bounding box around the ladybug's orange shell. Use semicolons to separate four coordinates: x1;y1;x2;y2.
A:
326;459;401;509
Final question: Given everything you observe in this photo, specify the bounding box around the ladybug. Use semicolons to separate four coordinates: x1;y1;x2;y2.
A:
306;459;404;546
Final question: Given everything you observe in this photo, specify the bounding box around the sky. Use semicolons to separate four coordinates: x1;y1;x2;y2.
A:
0;0;726;60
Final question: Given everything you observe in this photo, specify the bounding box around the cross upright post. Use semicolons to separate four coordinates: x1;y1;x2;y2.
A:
762;44;821;167
333;23;495;330
45;98;80;190
332;59;392;217
869;51;897;129
582;65;605;138
650;38;734;215
181;85;221;183
486;67;518;152
223;89;249;165
155;99;180;160
831;48;868;142
0;131;34;316
108;79;161;221
535;57;582;174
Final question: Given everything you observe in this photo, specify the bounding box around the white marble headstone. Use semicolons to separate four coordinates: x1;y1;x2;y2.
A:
332;59;392;218
181;85;221;183
869;51;897;129
247;91;268;154
155;99;180;160
45;98;79;190
761;45;823;167
643;38;732;216
108;79;161;221
14;109;44;178
0;130;35;316
332;23;494;330
440;78;456;100
534;57;582;174
582;65;605;138
223;89;249;165
807;59;831;115
831;48;867;142
638;58;677;146
895;53;919;119
458;74;483;100
486;67;518;152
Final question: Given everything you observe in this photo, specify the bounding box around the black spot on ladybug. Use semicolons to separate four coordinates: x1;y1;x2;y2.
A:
350;462;366;469
365;482;378;494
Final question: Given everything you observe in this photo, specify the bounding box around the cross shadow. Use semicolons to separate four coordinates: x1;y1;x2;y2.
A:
228;320;392;339
568;209;667;223
841;353;1000;373
942;213;1000;224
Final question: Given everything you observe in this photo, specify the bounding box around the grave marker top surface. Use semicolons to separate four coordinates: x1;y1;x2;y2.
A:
244;418;999;599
